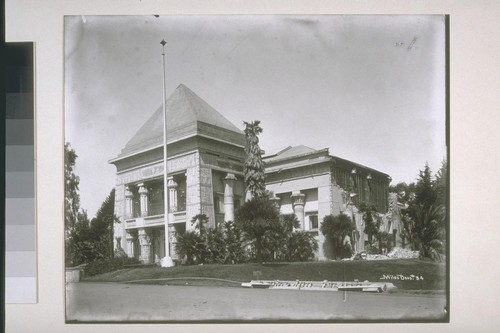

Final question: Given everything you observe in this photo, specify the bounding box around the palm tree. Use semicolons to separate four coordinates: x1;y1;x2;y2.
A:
405;204;445;261
243;120;266;198
320;214;356;259
415;204;446;261
175;231;205;265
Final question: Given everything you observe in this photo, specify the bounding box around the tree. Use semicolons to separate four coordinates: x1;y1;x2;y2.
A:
388;182;416;205
243;120;266;198
65;210;91;266
89;189;118;260
235;196;280;262
65;143;81;238
66;188;119;266
320;214;356;259
434;159;448;208
65;143;119;266
65;142;87;266
411;204;446;261
398;162;447;261
414;163;437;208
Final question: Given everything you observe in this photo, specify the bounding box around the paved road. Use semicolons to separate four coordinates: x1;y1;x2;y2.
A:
66;282;446;322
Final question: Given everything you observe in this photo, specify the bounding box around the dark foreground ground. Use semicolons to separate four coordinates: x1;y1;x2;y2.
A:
66;282;447;322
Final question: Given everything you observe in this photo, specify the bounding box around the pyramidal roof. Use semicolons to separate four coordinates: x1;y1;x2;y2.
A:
118;84;244;157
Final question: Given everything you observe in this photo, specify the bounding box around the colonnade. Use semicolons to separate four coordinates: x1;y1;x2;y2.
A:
123;172;241;263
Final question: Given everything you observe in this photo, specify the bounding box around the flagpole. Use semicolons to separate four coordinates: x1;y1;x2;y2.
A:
161;39;174;267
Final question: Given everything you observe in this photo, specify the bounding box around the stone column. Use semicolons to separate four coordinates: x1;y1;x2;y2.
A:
138;228;151;264
138;183;149;217
167;178;178;212
291;191;306;230
125;231;135;258
223;173;237;222
125;185;134;219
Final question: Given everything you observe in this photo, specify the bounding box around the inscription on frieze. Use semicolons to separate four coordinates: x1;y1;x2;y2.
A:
116;153;199;185
142;165;164;178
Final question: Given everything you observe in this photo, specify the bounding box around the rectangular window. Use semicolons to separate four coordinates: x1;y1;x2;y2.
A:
213;195;220;213
309;214;319;230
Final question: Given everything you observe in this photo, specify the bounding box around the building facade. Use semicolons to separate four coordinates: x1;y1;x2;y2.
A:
264;145;391;259
110;84;393;263
110;84;247;263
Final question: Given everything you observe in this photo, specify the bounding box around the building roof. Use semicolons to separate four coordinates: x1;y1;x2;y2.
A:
117;84;244;158
264;145;390;179
264;145;323;162
264;145;332;173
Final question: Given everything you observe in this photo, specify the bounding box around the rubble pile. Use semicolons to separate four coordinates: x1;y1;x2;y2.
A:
387;248;419;259
365;254;389;260
353;248;419;261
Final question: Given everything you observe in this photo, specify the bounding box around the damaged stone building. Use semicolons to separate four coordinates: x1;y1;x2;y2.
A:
110;84;395;262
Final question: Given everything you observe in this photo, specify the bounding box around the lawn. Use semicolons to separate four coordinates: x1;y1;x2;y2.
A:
83;259;446;291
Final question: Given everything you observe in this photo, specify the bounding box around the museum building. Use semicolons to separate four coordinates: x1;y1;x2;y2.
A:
110;84;393;263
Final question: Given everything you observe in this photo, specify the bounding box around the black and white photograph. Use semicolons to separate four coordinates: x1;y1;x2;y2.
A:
64;15;448;322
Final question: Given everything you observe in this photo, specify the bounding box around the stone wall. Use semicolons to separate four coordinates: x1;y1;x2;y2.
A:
199;166;215;227
185;152;201;231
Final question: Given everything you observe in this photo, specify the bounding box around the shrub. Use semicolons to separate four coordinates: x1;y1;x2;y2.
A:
235;197;281;262
84;257;140;277
257;214;318;262
222;221;248;264
283;231;318;262
175;230;207;265
205;225;227;264
176;218;250;265
176;210;318;265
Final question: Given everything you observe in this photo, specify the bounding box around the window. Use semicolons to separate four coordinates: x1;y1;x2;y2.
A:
309;214;319;230
174;175;187;212
213;195;220;213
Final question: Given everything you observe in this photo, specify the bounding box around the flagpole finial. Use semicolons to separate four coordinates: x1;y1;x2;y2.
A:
160;39;167;47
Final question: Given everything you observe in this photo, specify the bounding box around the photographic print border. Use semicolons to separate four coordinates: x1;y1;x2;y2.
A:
4;0;500;332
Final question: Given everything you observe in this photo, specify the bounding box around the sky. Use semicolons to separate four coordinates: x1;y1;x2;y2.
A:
65;15;446;219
